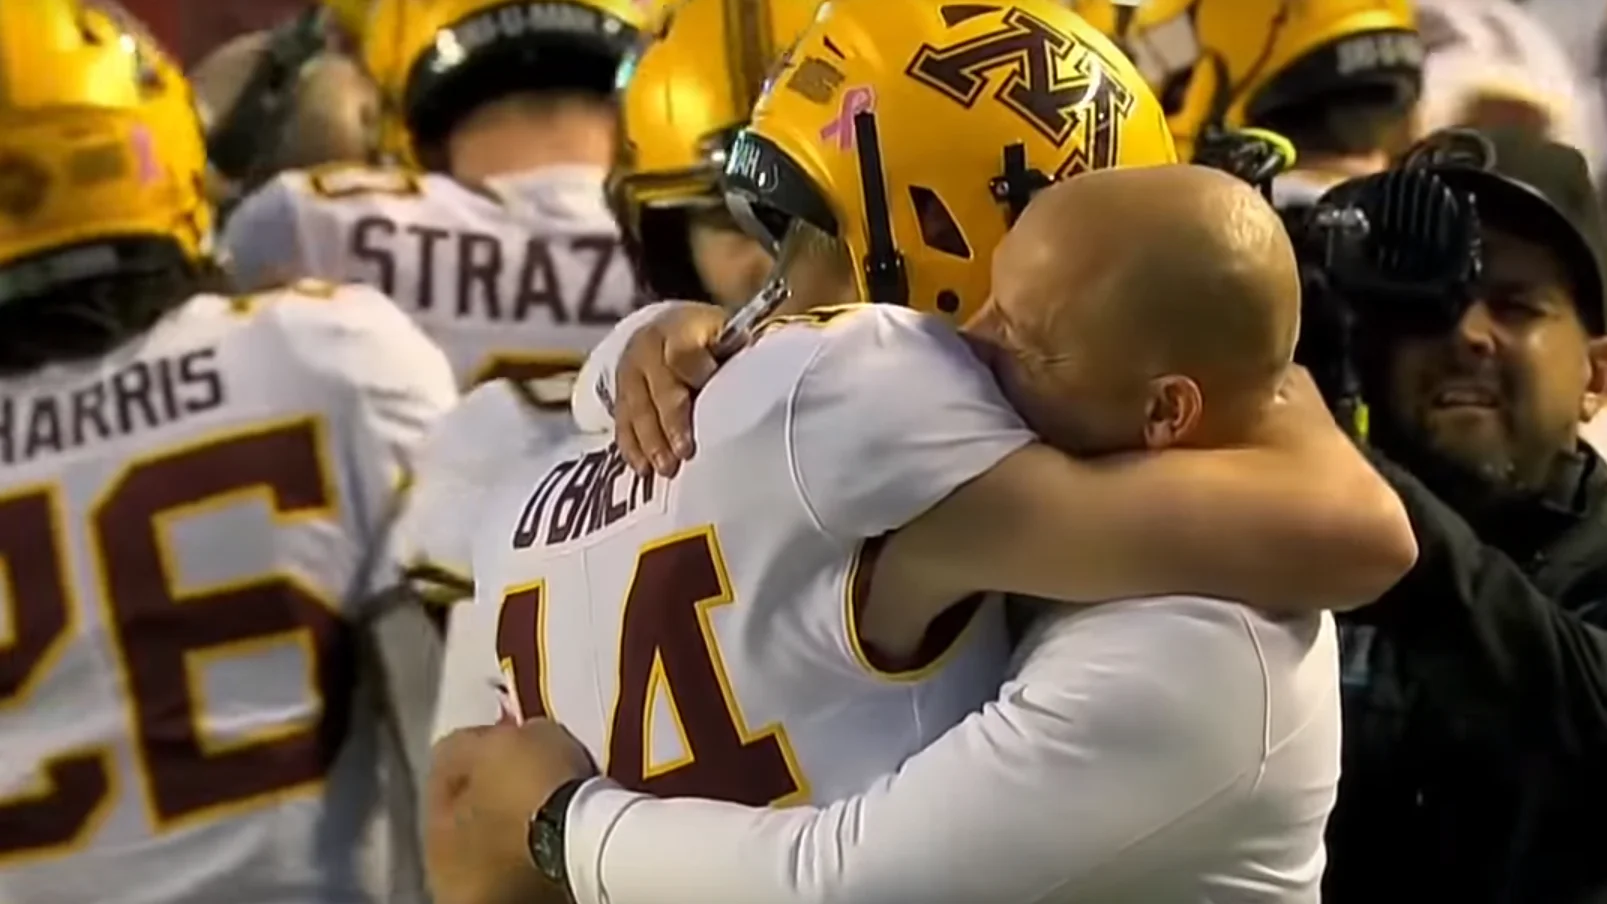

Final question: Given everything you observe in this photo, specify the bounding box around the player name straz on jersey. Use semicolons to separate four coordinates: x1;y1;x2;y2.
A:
510;442;658;549
0;347;224;466
351;218;628;325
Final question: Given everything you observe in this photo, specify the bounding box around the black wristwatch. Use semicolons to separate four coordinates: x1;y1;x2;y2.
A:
527;778;588;901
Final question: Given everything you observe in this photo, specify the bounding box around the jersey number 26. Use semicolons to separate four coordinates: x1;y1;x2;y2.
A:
0;420;350;865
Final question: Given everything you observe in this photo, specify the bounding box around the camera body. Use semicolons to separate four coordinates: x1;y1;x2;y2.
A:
1287;132;1491;433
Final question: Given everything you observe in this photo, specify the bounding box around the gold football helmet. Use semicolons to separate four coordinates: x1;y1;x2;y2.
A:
322;0;373;37
344;0;416;166
0;0;211;300
724;0;1175;321
611;0;824;300
1073;0;1420;159
363;0;645;165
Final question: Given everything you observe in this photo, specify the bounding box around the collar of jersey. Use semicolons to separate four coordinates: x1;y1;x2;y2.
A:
483;165;611;220
484;165;609;197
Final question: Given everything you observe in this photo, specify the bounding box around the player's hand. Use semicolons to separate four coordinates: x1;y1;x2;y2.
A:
424;721;596;904
615;303;727;477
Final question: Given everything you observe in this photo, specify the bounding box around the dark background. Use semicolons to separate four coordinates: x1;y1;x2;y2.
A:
119;0;309;65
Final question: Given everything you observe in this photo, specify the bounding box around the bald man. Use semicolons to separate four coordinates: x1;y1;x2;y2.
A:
191;29;377;204
971;164;1301;458
423;166;1410;904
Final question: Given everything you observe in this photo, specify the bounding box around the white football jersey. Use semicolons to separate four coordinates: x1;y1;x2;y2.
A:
389;378;585;744
390;377;580;601
461;305;1030;803
0;282;457;904
1416;0;1604;170
220;163;643;388
1506;0;1607;171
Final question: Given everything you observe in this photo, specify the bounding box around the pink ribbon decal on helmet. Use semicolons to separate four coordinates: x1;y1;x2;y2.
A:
819;86;875;151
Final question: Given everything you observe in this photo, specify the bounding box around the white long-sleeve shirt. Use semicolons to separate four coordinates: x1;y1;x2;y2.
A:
561;598;1341;904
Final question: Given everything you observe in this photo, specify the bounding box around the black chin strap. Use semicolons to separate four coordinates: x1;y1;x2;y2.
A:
853;110;908;306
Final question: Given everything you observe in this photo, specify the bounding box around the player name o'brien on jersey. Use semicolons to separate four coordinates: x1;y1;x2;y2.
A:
0;347;224;466
511;442;658;549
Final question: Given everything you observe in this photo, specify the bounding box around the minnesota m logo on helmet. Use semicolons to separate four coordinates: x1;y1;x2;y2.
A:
722;0;1175;322
907;7;1137;177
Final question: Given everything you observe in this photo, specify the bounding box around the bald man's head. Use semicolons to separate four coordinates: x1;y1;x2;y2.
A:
971;164;1302;454
192;31;377;196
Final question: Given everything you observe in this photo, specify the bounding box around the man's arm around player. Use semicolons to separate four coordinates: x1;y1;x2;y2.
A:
596;301;1412;615
431;598;1331;904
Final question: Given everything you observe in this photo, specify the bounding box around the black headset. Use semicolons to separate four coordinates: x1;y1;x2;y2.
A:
205;6;334;192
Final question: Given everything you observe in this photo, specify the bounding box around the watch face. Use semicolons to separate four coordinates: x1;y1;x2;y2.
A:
529;815;564;881
536;828;562;879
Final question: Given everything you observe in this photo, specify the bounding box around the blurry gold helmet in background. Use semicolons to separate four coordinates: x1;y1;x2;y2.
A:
191;22;379;198
1072;0;1421;161
342;0;417;166
322;0;373;37
362;0;644;167
611;0;824;303
0;0;212;295
725;0;1176;322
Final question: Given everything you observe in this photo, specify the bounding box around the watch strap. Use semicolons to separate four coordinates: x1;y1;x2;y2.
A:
527;777;589;898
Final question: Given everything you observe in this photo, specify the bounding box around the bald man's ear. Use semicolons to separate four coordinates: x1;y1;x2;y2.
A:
1142;375;1203;450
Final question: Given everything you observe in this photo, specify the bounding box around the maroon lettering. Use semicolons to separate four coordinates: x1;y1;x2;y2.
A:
350;215;396;296
457;230;503;319
496;530;801;805
514;237;567;323
0;421;353;861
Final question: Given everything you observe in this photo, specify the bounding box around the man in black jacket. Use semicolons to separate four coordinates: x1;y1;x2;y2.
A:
1325;130;1607;903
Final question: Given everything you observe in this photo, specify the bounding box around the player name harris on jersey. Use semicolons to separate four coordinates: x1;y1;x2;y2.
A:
0;347;221;466
461;303;1027;803
220;162;645;387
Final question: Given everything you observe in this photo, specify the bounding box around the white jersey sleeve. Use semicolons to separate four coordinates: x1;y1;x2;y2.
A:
782;306;1031;540
565;602;1340;904
282;282;460;464
569;300;711;432
389;379;576;602
222;177;320;291
574;301;1030;526
266;282;460;607
1416;0;1604;170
